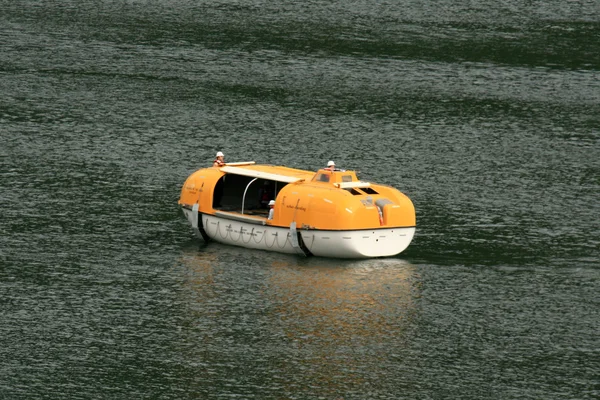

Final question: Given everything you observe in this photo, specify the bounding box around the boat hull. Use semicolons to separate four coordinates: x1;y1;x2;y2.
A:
183;207;415;259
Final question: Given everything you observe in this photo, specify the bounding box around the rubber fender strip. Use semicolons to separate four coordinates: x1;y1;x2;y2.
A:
198;213;211;242
297;232;313;257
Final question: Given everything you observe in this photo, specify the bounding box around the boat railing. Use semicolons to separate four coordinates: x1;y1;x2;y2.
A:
221;161;256;167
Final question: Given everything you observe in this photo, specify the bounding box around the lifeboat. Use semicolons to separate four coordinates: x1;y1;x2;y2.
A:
178;162;416;258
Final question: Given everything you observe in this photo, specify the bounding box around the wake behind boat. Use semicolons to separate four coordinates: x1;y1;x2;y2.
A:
179;161;416;258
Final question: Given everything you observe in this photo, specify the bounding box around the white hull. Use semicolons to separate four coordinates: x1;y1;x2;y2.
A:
183;207;415;259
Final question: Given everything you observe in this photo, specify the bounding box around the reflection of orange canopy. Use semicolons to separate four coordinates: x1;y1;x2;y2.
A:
269;258;417;342
179;248;417;342
176;248;419;390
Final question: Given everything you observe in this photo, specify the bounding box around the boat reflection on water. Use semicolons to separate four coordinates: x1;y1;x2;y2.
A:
267;256;419;343
175;244;421;392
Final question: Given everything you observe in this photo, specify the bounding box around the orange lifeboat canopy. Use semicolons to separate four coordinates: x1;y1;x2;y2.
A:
270;168;415;230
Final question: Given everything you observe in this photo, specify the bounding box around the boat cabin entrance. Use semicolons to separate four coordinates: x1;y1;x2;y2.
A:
213;174;284;215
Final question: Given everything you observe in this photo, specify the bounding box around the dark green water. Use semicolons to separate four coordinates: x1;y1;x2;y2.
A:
1;1;599;398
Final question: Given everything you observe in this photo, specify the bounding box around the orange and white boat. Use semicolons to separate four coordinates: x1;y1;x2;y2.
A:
179;162;416;258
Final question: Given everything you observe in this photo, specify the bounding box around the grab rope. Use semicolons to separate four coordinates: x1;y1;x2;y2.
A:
217;221;229;240
276;232;290;249
251;229;265;244
265;231;278;249
265;230;291;249
205;217;216;238
240;227;254;244
204;217;299;251
228;224;242;242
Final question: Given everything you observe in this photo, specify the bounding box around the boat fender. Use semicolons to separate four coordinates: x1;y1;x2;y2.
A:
297;232;313;257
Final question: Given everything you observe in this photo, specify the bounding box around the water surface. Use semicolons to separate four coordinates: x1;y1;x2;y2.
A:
1;0;599;398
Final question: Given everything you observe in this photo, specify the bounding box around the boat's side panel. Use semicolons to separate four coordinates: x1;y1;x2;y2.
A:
301;227;415;258
179;168;223;212
201;214;300;255
182;208;414;258
272;181;415;231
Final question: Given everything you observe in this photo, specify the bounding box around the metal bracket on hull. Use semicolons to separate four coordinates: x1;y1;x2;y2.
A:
290;222;313;257
190;204;200;237
191;204;211;242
